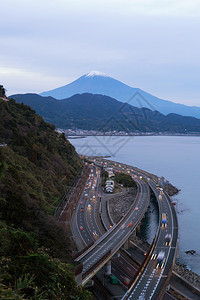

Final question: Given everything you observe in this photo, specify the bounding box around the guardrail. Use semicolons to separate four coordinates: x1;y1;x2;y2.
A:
71;241;94;260
122;183;161;299
55;170;82;220
55;166;90;221
107;198;115;226
82;250;111;282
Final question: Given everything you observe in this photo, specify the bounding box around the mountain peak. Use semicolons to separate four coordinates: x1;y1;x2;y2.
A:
38;72;200;119
85;71;108;77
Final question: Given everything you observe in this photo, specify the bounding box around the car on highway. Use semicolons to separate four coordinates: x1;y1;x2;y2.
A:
165;233;172;246
92;195;96;201
151;253;157;260
80;226;83;230
84;194;88;199
162;213;167;228
87;204;91;209
127;222;133;228
156;251;165;268
124;277;130;286
80;207;84;212
135;207;139;211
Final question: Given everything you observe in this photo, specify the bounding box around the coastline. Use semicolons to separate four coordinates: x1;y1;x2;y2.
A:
58;128;200;137
88;155;200;290
66;132;200;137
107;181;200;291
71;136;200;276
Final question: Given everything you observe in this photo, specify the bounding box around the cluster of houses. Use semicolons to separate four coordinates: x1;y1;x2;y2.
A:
105;167;115;193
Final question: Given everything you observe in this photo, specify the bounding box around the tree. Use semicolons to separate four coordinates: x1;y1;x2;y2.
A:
115;172;136;187
0;85;6;97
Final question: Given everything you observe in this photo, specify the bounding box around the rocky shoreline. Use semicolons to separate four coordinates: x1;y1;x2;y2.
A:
108;187;137;224
173;263;200;289
164;183;180;196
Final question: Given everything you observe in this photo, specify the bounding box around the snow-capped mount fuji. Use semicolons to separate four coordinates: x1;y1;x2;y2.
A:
85;70;108;77
40;71;132;100
40;71;200;118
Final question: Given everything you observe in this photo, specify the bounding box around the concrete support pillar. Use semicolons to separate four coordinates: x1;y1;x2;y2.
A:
75;272;82;286
123;239;129;250
132;229;136;236
105;260;112;276
176;239;180;259
136;224;141;235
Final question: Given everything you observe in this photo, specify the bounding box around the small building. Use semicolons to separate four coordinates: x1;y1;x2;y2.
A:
106;179;114;187
105;167;114;178
105;179;114;193
110;275;118;285
105;185;114;193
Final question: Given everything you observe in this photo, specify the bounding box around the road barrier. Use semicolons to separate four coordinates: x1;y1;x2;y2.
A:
55;166;90;222
82;250;112;285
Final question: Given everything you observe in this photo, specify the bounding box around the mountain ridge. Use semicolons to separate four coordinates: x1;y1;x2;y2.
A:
10;92;200;133
39;72;200;119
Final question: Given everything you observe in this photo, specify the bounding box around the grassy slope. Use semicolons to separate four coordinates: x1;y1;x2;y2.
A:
0;99;91;299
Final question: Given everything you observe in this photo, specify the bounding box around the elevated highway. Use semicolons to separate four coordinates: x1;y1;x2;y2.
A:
73;167;150;285
88;158;178;299
71;157;178;299
122;178;178;299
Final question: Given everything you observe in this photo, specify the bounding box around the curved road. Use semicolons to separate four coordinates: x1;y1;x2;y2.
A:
75;166;150;285
123;179;178;300
90;158;178;299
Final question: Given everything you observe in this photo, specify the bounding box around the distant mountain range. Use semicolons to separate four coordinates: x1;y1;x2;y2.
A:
10;93;200;133
40;71;200;119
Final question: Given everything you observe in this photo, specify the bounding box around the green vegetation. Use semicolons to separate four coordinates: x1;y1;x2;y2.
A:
115;172;136;187
0;98;91;299
101;167;109;187
0;84;6;97
0;221;91;299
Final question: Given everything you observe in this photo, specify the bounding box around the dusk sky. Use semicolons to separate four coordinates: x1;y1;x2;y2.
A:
1;0;200;106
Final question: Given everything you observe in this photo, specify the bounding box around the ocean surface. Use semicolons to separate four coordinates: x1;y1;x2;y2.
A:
70;135;200;275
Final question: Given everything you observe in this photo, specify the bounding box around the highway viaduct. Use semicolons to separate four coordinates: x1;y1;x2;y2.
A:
69;158;178;299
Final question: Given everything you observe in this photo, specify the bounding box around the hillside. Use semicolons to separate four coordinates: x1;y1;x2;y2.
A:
0;98;91;299
11;93;200;133
39;71;200;119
